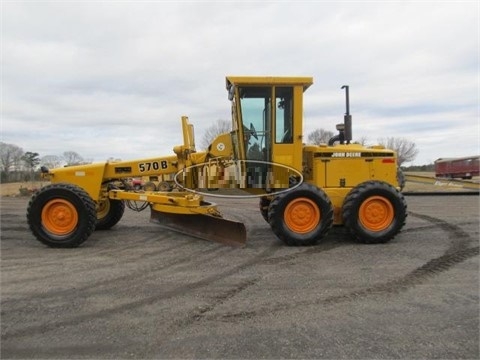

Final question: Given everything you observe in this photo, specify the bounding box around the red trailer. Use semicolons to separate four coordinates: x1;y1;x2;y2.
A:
435;156;480;179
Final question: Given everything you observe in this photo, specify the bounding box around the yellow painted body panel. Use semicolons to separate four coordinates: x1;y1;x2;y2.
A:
46;163;107;201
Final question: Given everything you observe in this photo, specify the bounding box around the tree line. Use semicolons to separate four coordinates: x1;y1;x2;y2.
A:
0;142;90;183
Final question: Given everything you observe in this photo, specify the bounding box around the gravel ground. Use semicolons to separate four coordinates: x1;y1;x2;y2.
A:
1;194;479;359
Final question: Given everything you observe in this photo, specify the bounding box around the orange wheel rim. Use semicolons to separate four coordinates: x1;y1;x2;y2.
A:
359;196;394;231
284;197;320;234
41;199;78;236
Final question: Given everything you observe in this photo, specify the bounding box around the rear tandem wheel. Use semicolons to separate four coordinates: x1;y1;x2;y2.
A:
268;183;334;246
26;183;97;248
342;180;407;244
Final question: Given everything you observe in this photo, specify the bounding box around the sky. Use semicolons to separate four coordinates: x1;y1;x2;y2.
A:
2;1;479;166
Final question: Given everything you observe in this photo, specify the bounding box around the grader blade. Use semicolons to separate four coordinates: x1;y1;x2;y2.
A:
150;210;247;247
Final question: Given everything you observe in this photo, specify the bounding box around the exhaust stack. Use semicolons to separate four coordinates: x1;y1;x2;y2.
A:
341;85;352;144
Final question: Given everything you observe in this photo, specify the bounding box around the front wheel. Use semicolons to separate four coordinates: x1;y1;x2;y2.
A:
268;183;334;246
96;197;125;230
27;183;97;248
342;181;407;244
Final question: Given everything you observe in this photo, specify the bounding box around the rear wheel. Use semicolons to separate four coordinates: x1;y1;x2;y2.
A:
268;183;334;246
342;181;407;244
27;183;97;248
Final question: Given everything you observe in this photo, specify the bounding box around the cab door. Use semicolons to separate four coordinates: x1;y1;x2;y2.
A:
237;86;272;188
236;84;303;190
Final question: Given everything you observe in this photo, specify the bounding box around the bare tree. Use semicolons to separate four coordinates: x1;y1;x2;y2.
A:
377;137;419;165
63;151;84;166
354;136;369;146
307;129;334;145
0;142;24;181
199;119;231;150
41;155;64;169
22;152;41;182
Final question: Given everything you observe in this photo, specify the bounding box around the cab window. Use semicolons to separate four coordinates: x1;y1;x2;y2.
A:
239;87;272;161
275;87;293;144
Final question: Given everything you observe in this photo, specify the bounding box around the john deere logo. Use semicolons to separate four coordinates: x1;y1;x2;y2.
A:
331;152;362;158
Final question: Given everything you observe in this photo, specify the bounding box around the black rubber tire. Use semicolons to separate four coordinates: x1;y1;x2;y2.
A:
268;183;334;246
95;198;125;230
26;183;97;248
259;196;271;223
342;180;407;244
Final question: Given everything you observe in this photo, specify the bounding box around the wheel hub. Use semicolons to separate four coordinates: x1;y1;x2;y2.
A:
359;196;394;231
284;197;320;234
41;199;78;236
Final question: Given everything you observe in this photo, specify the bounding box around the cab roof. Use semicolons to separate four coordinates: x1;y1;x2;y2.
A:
226;76;313;91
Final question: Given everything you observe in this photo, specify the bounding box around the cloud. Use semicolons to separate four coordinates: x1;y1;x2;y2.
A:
2;1;478;166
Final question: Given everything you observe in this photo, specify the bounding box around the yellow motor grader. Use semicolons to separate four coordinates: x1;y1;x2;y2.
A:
27;76;407;247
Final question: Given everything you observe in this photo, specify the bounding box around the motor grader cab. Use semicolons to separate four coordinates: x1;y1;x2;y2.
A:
226;77;307;180
27;76;407;248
